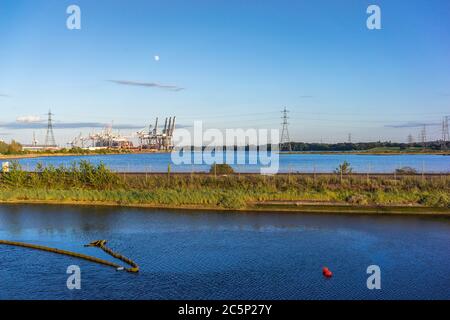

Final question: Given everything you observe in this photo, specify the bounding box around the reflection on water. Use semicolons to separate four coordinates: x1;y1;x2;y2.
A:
0;204;449;300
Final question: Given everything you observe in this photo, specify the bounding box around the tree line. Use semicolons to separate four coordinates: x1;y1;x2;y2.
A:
0;141;22;154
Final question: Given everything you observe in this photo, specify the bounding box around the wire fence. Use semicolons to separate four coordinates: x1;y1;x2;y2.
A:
7;161;450;175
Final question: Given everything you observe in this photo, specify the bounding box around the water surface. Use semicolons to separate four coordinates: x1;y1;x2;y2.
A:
15;152;450;173
0;204;449;300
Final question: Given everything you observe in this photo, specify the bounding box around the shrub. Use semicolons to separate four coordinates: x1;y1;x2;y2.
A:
419;192;450;208
1;161;28;186
0;140;23;154
396;167;417;175
346;194;369;205
209;163;235;175
334;161;353;175
217;192;246;209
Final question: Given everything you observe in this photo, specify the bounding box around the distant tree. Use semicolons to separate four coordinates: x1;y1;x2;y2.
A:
0;141;8;154
209;163;235;175
395;167;417;175
335;161;353;175
8;140;23;154
0;140;22;154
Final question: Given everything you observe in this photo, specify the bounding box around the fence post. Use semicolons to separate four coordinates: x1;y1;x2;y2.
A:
422;161;425;181
288;164;292;184
313;163;316;184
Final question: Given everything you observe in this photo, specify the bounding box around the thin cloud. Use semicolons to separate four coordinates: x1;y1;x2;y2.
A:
0;94;10;98
299;95;313;98
0;122;145;130
16;115;43;123
108;80;185;92
385;121;440;128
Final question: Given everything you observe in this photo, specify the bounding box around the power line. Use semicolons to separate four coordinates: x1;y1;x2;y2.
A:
442;116;449;149
420;125;427;149
44;109;56;147
280;107;291;151
442;116;449;141
407;133;414;144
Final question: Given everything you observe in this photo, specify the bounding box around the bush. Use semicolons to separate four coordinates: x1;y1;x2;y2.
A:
346;194;369;205
1;161;27;186
395;167;417;174
0;140;23;154
419;192;450;208
334;161;353;175
217;192;246;209
209;163;235;175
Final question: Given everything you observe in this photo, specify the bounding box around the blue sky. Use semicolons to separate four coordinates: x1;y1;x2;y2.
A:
0;0;449;145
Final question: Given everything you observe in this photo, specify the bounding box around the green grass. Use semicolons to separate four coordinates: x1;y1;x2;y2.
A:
0;161;449;210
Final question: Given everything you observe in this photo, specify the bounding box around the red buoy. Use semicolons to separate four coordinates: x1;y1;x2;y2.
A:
322;267;333;278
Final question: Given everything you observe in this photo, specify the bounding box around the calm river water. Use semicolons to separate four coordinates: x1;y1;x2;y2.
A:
0;204;449;300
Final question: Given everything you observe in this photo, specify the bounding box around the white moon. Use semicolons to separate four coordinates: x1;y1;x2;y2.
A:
154;55;160;61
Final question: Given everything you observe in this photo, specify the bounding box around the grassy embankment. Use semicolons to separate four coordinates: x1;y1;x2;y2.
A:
0;161;449;214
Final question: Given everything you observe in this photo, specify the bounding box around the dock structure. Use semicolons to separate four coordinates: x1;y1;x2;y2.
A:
19;111;177;151
68;123;133;149
137;116;176;150
87;124;133;149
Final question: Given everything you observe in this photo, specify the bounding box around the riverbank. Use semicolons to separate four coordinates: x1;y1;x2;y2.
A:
0;198;449;216
0;161;448;215
0;149;165;160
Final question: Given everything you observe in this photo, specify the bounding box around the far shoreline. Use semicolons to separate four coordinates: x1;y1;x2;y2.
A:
1;149;449;161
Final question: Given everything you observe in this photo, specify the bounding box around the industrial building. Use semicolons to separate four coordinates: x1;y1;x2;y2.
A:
136;116;176;150
74;124;133;149
67;116;176;151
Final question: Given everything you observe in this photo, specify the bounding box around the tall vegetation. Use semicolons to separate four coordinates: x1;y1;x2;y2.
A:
0;140;23;154
1;160;120;189
0;161;449;209
335;161;353;175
